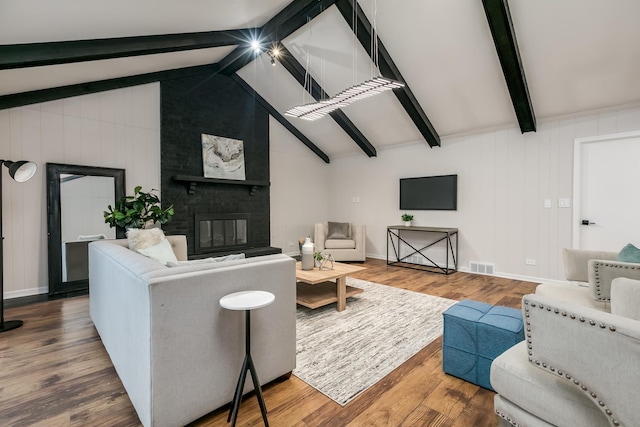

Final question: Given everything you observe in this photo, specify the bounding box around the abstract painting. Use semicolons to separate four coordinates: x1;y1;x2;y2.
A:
201;134;246;180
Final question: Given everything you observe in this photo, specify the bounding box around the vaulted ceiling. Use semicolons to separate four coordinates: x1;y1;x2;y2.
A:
2;0;640;162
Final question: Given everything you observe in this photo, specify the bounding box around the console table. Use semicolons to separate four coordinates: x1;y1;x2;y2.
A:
387;225;458;274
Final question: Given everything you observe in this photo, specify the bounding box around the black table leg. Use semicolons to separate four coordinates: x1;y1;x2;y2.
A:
227;310;269;427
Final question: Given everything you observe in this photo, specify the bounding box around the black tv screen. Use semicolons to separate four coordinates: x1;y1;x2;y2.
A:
400;174;457;210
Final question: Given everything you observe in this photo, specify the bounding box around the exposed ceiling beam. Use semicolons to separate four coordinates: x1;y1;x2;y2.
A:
230;74;330;164
482;0;536;133
335;0;440;148
218;0;339;75
276;43;376;157
0;64;220;110
0;30;253;70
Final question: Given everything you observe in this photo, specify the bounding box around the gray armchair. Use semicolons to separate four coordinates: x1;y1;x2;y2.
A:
535;248;640;312
313;222;366;262
491;279;640;427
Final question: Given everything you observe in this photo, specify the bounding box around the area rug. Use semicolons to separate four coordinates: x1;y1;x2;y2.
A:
293;277;457;406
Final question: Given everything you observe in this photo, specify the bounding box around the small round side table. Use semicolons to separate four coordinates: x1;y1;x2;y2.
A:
219;290;275;427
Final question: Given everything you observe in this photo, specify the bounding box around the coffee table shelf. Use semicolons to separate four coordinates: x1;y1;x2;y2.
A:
295;261;366;311
296;281;364;309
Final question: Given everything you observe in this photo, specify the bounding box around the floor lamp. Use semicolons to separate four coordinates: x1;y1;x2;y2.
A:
0;160;37;333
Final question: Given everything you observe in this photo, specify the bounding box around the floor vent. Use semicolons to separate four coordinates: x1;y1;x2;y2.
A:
470;261;495;275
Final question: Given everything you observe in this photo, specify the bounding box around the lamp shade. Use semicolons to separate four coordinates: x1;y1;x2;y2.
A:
6;161;37;183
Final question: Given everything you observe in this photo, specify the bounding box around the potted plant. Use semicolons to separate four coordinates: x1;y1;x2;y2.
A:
313;251;324;268
401;213;414;227
104;186;174;229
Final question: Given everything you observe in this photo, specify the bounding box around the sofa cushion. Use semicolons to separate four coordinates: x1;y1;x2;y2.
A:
325;239;356;250
327;221;350;239
535;282;610;312
127;228;166;251
611;277;640;321
140;253;286;281
137;239;178;266
617;243;640;263
166;253;245;267
491;342;609;427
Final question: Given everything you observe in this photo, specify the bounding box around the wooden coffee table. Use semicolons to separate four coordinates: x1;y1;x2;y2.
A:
295;261;366;311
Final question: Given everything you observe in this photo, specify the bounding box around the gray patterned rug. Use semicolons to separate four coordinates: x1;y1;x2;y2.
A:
293;277;457;406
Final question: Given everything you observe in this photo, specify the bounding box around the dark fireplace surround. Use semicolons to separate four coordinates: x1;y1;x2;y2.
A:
160;73;279;258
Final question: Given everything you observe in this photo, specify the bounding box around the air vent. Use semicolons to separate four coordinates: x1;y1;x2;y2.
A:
470;261;495;275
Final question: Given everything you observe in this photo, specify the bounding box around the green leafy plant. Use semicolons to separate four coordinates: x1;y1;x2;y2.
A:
401;213;414;222
104;186;174;229
313;251;324;261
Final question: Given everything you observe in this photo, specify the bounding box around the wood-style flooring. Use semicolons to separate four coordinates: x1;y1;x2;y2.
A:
0;258;537;427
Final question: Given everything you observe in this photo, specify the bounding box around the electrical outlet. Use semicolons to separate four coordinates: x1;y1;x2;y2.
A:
352;196;360;203
525;258;537;266
558;198;571;208
543;199;551;208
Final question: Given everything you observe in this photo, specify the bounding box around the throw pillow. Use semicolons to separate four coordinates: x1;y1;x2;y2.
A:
327;221;350;239
127;228;165;252
166;253;245;267
137;238;178;265
617;243;640;263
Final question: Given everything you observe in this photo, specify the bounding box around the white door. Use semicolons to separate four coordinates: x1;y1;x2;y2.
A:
573;131;640;251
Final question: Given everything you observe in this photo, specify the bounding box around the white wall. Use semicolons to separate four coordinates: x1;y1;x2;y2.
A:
269;117;330;255
0;83;160;298
271;105;640;282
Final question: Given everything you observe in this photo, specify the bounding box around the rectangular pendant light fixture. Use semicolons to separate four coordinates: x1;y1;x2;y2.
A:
285;76;405;121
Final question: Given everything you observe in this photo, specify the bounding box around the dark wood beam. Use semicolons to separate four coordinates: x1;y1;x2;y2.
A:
276;44;376;157
0;64;220;110
482;0;536;132
218;0;339;75
335;0;440;148
230;74;330;164
0;30;253;70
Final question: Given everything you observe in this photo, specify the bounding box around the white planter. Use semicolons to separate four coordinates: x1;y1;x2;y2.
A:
403;221;412;227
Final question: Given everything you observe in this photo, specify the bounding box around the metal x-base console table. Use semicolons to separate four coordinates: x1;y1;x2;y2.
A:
387;225;458;274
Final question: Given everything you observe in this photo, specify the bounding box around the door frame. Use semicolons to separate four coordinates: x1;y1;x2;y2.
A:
572;130;640;248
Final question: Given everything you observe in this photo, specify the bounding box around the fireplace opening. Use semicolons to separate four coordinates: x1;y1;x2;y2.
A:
195;213;250;254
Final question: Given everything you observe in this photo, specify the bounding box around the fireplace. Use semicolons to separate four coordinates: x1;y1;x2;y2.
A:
195;213;250;254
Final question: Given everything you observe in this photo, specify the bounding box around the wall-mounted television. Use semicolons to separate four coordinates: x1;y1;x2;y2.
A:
400;174;457;210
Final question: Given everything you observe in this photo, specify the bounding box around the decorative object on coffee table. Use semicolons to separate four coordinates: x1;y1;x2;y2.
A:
318;253;334;270
401;213;414;227
301;237;314;270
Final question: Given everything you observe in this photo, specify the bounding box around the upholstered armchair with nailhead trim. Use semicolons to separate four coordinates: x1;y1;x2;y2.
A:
490;277;640;427
535;248;640;313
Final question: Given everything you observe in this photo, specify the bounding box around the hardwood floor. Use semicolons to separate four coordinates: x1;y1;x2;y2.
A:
0;258;537;426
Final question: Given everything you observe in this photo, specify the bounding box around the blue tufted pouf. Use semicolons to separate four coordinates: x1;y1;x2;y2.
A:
442;300;524;391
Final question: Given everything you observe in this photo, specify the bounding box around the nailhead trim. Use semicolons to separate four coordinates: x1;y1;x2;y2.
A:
593;261;640;302
495;409;521;427
523;297;621;426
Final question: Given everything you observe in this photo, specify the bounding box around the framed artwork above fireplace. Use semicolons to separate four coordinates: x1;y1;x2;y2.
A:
201;134;246;181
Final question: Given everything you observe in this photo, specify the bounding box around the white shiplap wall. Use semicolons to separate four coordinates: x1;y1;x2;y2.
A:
270;105;640;283
0;83;160;298
269;117;330;255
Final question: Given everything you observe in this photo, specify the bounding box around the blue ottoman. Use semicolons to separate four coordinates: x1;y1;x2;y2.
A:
442;300;524;391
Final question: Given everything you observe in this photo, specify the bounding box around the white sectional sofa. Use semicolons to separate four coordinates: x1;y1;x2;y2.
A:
88;236;296;427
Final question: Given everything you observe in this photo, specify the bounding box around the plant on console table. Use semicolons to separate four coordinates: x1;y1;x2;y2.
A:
104;186;174;229
401;213;414;227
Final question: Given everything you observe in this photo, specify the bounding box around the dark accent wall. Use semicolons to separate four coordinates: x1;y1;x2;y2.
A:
160;73;270;256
